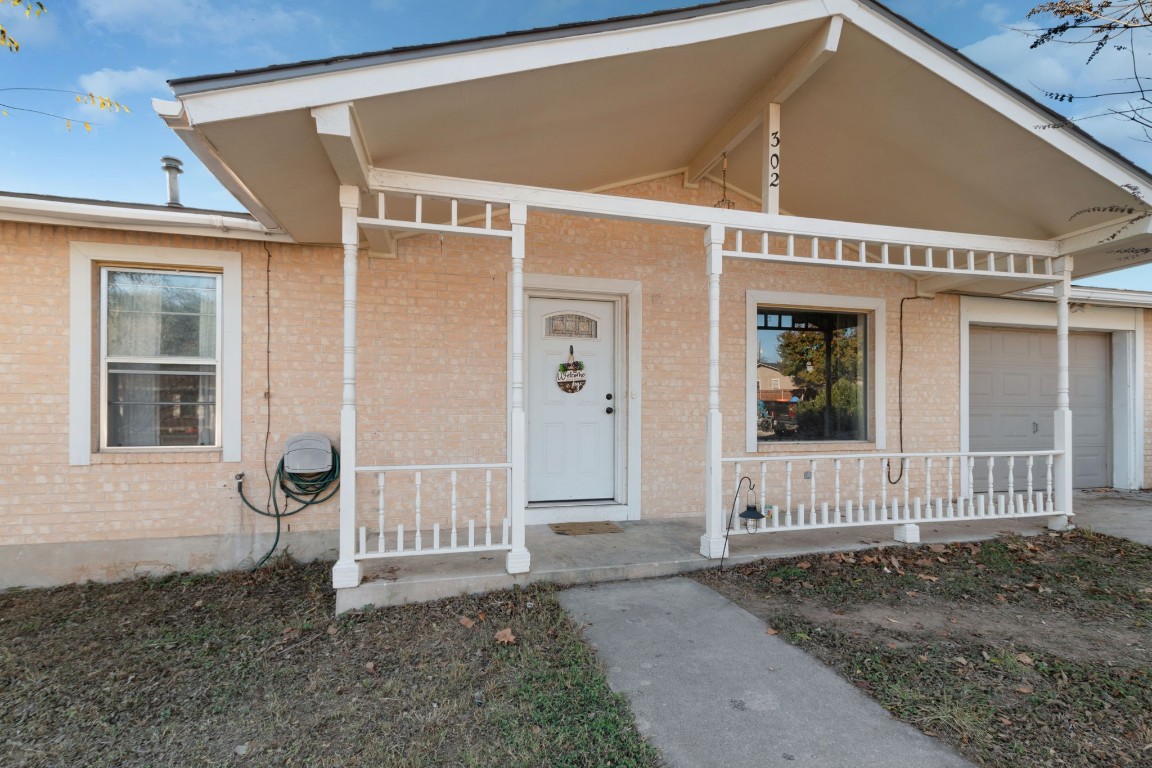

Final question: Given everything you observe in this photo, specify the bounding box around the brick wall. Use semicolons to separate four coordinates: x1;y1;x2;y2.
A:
1;175;1106;584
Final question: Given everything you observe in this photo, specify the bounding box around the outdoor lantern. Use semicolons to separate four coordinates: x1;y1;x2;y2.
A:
738;488;765;533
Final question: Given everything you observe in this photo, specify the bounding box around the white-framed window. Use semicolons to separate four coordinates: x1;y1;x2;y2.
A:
747;291;886;451
70;242;243;464
101;267;221;449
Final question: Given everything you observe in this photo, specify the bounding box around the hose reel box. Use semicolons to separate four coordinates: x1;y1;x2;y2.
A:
283;433;333;474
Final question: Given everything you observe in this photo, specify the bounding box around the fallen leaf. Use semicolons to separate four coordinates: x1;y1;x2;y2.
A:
796;562;812;570
915;558;934;567
905;590;919;597
1014;685;1033;694
365;661;376;673
476;611;487;622
981;650;991;661
886;617;902;624
194;599;204;608
996;594;1007;602
766;628;779;635
917;655;929;662
999;717;1012;726
1016;653;1035;666
326;625;338;636
495;628;516;645
916;574;940;583
887;642;898;649
770;577;784;585
928;544;948;553
459;616;475;629
955;657;969;666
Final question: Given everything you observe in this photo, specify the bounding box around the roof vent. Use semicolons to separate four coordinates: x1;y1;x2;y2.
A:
161;156;184;208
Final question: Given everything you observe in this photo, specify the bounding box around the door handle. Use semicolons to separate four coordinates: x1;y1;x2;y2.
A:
1032;422;1039;434
606;407;614;414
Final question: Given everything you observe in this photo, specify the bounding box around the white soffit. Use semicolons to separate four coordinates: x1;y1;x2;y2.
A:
164;0;1152;253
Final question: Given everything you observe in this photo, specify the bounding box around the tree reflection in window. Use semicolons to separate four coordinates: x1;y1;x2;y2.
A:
756;308;866;441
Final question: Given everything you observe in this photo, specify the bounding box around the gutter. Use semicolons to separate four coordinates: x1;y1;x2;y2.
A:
0;193;291;243
1017;284;1152;309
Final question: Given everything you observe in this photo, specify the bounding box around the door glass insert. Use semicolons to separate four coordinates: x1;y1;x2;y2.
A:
545;313;598;339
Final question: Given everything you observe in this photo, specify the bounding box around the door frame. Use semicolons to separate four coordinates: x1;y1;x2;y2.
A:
512;274;642;523
960;296;1144;490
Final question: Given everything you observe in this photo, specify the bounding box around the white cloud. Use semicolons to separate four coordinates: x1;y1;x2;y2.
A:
75;0;322;49
0;1;59;50
77;67;171;99
978;3;1010;26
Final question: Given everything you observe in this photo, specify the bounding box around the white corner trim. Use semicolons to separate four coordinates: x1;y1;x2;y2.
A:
69;242;244;465
745;290;886;453
516;273;643;521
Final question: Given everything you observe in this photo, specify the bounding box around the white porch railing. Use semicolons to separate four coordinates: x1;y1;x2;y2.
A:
721;450;1065;540
722;227;1057;282
353;463;513;560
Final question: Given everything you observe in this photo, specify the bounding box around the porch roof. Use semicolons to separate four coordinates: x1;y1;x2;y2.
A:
158;0;1152;283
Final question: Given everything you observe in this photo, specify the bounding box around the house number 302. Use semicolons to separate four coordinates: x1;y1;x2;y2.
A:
768;130;781;188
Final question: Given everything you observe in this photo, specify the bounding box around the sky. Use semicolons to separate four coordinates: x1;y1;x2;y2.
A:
1;0;1150;289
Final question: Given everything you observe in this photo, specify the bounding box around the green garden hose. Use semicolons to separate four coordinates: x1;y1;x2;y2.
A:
236;447;340;570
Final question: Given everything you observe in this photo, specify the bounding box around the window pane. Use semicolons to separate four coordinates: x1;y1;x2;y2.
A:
106;270;217;358
106;366;217;447
757;309;866;442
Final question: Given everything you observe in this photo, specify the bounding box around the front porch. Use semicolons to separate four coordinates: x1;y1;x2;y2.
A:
335;497;1090;613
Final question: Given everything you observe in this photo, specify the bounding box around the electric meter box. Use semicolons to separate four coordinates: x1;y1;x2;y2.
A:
284;433;333;474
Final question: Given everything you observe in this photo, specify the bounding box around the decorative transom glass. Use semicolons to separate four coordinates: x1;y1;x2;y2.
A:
545;313;597;339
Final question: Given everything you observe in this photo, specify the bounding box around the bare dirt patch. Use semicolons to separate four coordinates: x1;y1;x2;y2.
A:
695;531;1152;767
1;559;659;768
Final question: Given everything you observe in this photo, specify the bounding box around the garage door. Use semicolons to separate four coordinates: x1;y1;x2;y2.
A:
969;327;1110;489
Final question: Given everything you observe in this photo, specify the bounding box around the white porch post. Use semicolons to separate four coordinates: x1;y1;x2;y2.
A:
1051;255;1074;529
506;203;531;574
700;225;727;558
332;185;364;588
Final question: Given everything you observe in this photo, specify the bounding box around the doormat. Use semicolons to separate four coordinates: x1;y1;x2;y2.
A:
548;521;624;536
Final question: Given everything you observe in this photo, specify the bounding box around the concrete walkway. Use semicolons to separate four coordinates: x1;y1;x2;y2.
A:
1073;489;1152;546
559;577;973;768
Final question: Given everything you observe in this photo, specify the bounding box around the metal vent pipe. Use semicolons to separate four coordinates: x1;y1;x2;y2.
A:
161;156;184;207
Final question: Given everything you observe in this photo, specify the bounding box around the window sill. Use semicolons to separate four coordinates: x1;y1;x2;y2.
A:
755;440;876;454
91;450;223;465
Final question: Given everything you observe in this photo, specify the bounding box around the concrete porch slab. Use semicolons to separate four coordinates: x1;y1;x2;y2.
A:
335;512;1056;613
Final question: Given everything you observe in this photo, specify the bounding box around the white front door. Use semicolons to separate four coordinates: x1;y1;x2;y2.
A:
527;297;617;502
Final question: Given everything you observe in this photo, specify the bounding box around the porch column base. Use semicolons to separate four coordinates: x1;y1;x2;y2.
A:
332;559;363;589
506;549;531;575
893;523;920;544
700;534;728;559
1047;514;1074;532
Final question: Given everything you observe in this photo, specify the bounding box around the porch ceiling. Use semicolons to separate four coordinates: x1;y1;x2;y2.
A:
167;0;1152;280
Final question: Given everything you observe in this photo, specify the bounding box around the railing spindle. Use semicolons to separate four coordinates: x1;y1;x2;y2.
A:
414;472;423;551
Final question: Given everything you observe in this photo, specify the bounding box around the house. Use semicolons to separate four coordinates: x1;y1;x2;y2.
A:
4;0;1152;603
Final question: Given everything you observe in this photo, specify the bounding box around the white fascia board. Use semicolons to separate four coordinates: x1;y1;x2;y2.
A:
1019;284;1152;308
833;0;1152;193
0;194;290;242
1056;214;1152;257
174;0;832;125
371;168;1060;256
154;99;286;233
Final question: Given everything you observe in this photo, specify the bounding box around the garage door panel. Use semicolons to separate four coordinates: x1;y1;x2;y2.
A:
969;371;993;397
1000;373;1033;397
970;328;1110;490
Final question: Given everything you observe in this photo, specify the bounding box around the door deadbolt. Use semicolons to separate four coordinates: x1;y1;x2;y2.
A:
606;393;613;400
606;407;614;414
